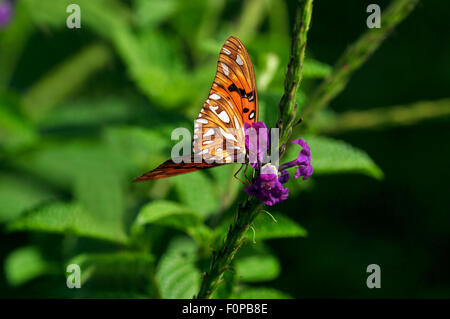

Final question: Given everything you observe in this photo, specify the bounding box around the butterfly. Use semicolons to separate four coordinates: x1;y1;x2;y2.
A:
134;36;258;182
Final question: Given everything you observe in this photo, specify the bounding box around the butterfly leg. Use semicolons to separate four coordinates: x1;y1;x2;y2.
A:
243;163;251;184
233;163;247;185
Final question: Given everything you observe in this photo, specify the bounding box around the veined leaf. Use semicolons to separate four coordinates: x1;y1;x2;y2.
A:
285;135;383;179
235;245;280;283
14;141;132;190
5;246;53;287
67;252;155;294
173;171;220;219
39;98;134;130
250;211;307;240
24;0;131;39
74;172;124;223
234;287;292;299
0;173;54;223
156;237;200;299
0;102;37;151
104;126;169;171
133;200;212;242
303;59;332;78
211;164;241;211
8;202;128;244
216;212;307;244
135;0;177;27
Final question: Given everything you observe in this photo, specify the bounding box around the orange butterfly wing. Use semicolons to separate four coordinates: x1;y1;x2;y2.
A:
193;36;258;163
134;36;258;181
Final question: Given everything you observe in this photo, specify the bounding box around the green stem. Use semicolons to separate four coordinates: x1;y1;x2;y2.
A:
317;98;450;134
22;43;112;122
196;0;314;299
278;0;314;156
196;198;262;299
235;0;270;43
302;0;418;122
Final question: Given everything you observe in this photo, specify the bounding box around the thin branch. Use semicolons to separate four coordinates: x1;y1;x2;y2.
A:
195;0;314;299
22;43;112;122
278;0;314;156
302;0;419;122
317;98;450;134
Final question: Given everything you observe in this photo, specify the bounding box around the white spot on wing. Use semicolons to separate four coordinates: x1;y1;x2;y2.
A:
204;128;215;137
219;127;237;142
210;93;221;100
223;48;231;55
218;111;230;123
236;55;244;65
233;116;240;129
203;140;214;145
221;62;229;76
196;118;208;124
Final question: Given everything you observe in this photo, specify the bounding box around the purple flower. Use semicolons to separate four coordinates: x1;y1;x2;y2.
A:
278;170;290;184
244;164;289;206
242;121;312;206
280;138;313;181
0;1;14;28
244;121;269;169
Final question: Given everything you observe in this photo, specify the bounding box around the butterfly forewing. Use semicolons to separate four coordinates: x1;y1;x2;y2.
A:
134;36;258;181
193;36;258;163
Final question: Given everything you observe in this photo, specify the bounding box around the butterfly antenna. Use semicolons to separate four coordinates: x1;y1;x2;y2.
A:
233;164;247;185
295;116;304;127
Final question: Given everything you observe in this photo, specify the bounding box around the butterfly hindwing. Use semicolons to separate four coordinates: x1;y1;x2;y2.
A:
135;36;258;181
133;156;220;181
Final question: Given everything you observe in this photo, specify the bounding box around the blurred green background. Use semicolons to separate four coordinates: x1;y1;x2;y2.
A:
0;0;449;298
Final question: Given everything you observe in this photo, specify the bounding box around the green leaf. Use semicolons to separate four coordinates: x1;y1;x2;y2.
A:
67;252;155;294
234;287;292;299
4;246;52;287
133;200;212;242
0;174;54;223
39;98;134;130
8;202;128;244
250;212;307;240
74;172;124;222
173;171;220;219
25;0;131;39
135;0;177;27
104;126;169;171
156;237;200;299
13;141;129;228
14;141;132;189
135;200;201;229
0;100;37;151
285;135;383;179
211;164;241;211
302;59;332;78
22;44;113;121
114;29;192;107
235;245;280;283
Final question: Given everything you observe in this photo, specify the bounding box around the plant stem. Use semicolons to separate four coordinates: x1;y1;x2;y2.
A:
22;43;112;122
302;0;419;123
316;98;450;134
278;0;314;156
196;198;262;299
196;0;314;299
